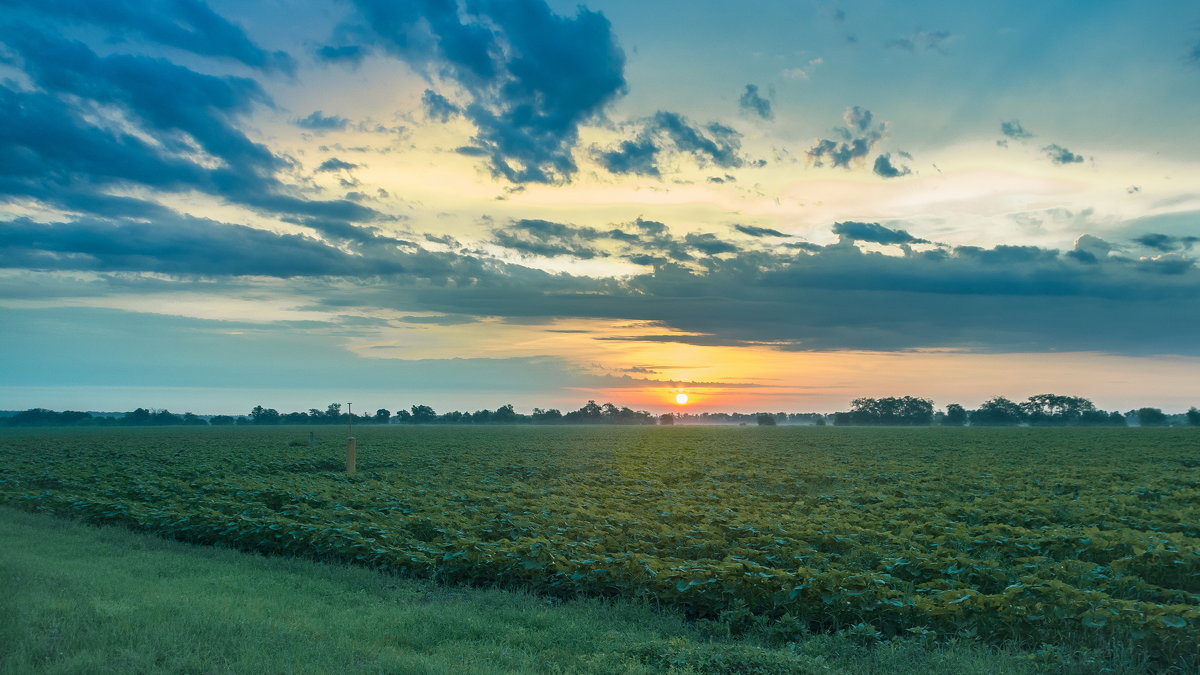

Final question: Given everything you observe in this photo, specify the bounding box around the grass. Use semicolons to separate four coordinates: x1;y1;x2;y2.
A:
0;507;1110;674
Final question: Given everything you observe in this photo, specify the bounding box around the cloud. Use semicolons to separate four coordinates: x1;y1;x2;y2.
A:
1138;254;1195;275
886;30;951;54
8;214;1200;356
684;233;739;256
337;0;627;184
316;158;359;172
295;110;350;131
734;224;788;238
0;20;382;226
1134;233;1200;252
652;112;744;168
2;0;295;74
1066;234;1114;264
738;84;773;120
807;106;893;170
0;216;405;277
490;219;609;259
833;221;926;245
872;153;911;178
594;111;746;176
1043;144;1084;165
782;57;823;80
1000;120;1033;139
316;44;367;65
421;89;461;123
594;138;660;177
397;223;1200;355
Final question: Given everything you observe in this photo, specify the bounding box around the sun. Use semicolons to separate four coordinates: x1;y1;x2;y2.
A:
674;393;689;405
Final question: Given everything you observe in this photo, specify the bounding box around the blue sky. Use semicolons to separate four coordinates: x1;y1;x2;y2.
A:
2;0;1199;414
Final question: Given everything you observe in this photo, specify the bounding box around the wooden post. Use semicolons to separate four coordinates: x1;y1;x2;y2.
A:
345;402;355;474
309;431;316;448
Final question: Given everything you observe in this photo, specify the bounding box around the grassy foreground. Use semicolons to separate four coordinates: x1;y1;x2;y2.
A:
0;507;1111;675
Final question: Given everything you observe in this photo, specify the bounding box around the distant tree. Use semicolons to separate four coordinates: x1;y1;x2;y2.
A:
942;403;967;426
1186;407;1200;426
847;397;934;425
531;408;563;424
250;405;280;425
374;409;391;424
393;409;412;423
1107;411;1128;426
1021;394;1096;426
181;412;207;426
1135;407;1168;427
659;413;675;425
493;404;517;424
153;409;183;425
124;408;154;426
325;403;342;422
756;413;777;426
564;400;604;423
410;404;437;424
209;415;236;425
969;397;1025;426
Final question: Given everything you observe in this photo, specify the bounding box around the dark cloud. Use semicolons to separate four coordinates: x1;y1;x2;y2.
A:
315;158;359;172
391;228;1199;355
0;19;381;225
295;110;350;131
2;0;295;74
652;112;744;168
421;89;461;123
316;44;367;65
833;221;926;245
734;224;787;238
490;219;609;259
953;244;1058;265
738;84;773;120
9;213;1200;356
0;216;403;277
1043;144;1084;165
872;153;911;178
594;138;660;176
338;0;627;184
684;233;739;256
1000;120;1033;139
1134;233;1200;252
398;314;478;326
807;106;890;170
594;111;746;177
1137;254;1194;275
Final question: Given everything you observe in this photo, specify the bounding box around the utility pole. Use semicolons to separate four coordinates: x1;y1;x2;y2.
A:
345;402;356;474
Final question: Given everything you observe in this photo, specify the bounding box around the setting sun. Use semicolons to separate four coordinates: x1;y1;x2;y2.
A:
675;393;689;405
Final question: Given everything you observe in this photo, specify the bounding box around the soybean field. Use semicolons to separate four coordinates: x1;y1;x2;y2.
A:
1;425;1196;667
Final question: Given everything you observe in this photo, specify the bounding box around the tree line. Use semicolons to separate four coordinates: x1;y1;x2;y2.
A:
3;395;1198;428
829;395;1199;428
1;401;659;427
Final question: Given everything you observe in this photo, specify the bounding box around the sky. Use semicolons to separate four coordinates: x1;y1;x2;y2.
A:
2;0;1199;416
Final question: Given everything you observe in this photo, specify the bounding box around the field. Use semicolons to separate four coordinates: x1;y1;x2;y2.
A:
1;426;1197;668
